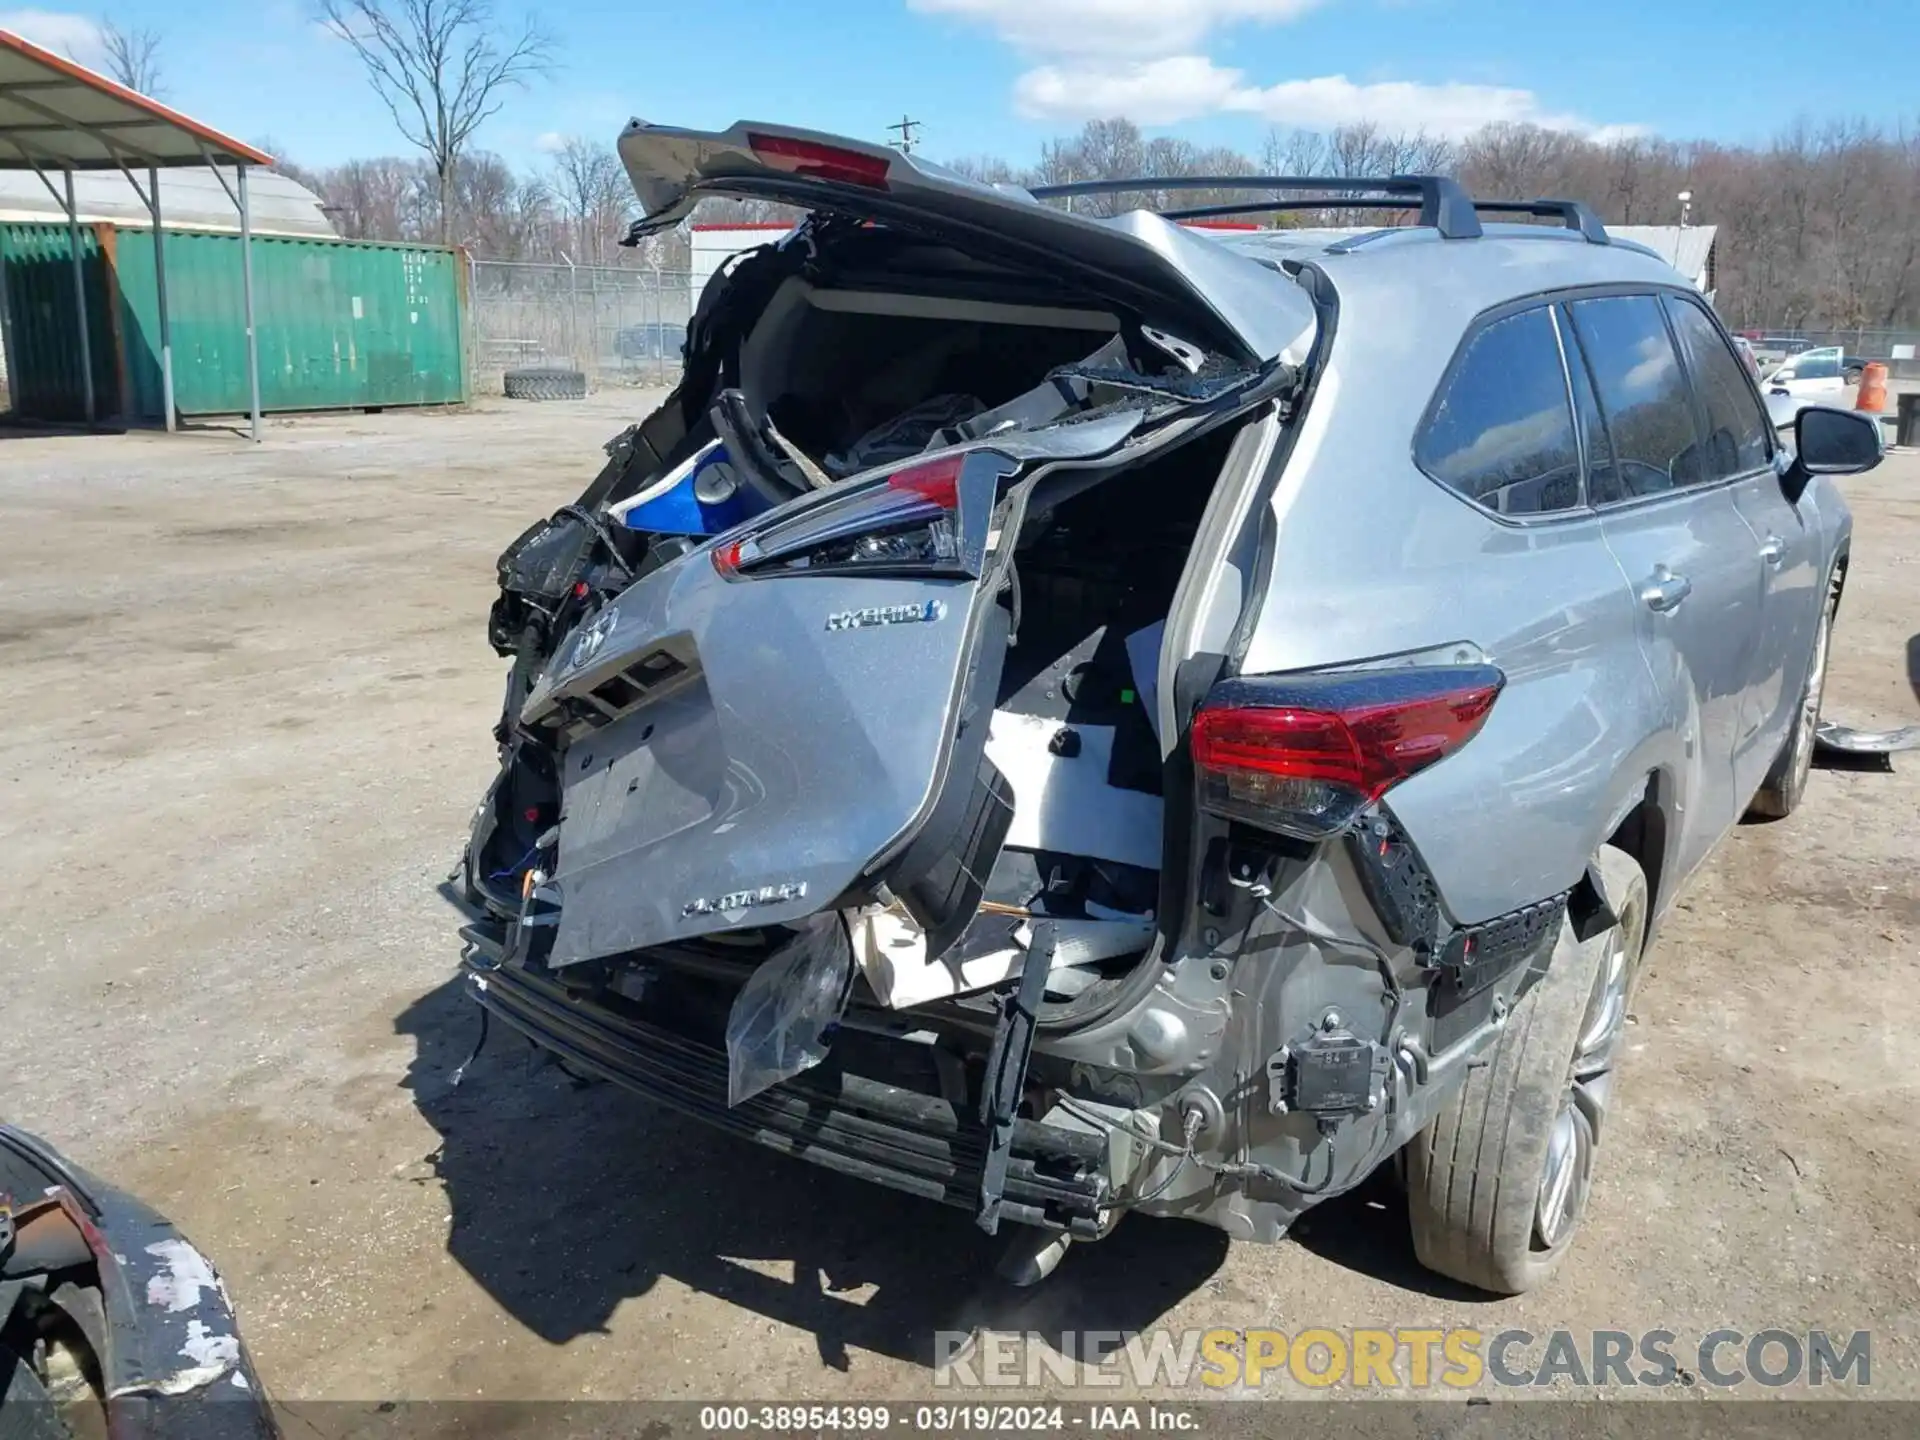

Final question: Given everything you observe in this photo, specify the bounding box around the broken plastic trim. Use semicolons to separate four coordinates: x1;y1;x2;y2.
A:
1814;719;1920;754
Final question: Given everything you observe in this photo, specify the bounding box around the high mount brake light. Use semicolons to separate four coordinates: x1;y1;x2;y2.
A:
712;453;987;580
746;133;891;190
1191;666;1504;840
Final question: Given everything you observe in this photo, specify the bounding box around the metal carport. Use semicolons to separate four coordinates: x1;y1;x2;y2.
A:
0;27;272;438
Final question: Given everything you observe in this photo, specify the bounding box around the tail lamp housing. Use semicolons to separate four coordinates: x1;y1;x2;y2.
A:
712;450;1008;581
1191;665;1504;840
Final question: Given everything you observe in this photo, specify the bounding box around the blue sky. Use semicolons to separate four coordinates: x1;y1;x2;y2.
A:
3;0;1914;172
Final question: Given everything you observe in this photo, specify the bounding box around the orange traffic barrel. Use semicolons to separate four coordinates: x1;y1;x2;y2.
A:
1856;361;1889;412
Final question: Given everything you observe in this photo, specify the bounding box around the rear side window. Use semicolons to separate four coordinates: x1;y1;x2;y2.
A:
1665;296;1771;480
1566;295;1706;500
1416;306;1582;516
1793;353;1842;380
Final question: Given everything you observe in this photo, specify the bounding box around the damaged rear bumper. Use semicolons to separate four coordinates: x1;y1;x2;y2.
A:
0;1125;277;1439
461;957;1113;1235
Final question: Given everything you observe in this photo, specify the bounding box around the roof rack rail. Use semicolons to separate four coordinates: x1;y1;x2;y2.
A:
1028;174;1484;240
1474;198;1609;244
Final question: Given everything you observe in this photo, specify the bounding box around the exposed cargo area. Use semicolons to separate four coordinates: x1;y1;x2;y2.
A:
468;208;1287;1023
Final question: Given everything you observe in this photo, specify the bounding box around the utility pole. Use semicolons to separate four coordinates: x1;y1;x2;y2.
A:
887;115;921;154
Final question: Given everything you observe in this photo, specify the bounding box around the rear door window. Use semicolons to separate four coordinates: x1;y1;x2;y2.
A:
1664;296;1772;481
1562;310;1620;506
1416;305;1583;516
1565;295;1707;500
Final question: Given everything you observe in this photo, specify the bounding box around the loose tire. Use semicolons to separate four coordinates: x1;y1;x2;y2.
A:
1745;568;1839;820
503;365;587;402
1407;845;1649;1295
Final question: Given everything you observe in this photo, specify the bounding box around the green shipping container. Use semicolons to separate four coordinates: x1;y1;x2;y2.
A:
0;223;468;420
0;223;121;422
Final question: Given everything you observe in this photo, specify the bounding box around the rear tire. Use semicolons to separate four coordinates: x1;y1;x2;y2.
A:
1407;846;1649;1295
1746;569;1839;820
503;365;587;402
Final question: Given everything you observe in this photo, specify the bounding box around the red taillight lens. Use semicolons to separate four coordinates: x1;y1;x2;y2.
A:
711;452;994;580
886;453;963;509
746;132;891;190
711;539;745;577
1191;667;1503;839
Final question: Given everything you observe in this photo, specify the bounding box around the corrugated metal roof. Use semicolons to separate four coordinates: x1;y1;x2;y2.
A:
0;166;335;236
1609;226;1716;287
0;27;268;169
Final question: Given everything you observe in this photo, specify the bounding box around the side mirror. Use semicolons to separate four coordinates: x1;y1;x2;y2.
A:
1782;404;1884;503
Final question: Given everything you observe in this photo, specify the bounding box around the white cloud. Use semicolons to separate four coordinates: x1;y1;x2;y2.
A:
910;0;1323;60
1010;52;1637;140
1014;56;1245;124
0;8;106;69
534;131;569;154
1224;72;1637;140
912;0;1642;140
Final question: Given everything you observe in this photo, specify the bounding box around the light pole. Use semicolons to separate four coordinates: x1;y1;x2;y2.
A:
1676;189;1693;228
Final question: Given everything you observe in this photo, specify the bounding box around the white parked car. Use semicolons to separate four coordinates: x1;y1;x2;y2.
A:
1763;346;1849;427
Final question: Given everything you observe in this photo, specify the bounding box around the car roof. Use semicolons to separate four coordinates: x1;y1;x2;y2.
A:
1216;222;1693;320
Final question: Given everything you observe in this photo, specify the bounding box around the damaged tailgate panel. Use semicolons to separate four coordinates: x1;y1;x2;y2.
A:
531;464;1010;966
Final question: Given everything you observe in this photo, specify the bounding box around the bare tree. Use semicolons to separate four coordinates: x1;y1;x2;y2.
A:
285;108;1920;334
97;19;164;96
549;137;632;264
943;155;1022;187
318;0;554;243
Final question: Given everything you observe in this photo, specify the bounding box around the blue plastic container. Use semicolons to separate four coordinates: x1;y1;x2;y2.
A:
615;443;766;536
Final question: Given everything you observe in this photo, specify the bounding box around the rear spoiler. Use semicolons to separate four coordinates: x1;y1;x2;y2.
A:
614;120;1317;365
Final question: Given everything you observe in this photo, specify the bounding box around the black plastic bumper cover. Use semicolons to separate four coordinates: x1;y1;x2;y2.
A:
0;1126;277;1439
464;959;1111;1234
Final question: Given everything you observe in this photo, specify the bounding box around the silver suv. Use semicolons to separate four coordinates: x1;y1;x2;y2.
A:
460;122;1884;1294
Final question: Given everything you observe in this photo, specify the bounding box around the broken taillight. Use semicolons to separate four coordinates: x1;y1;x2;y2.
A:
746;132;892;190
1191;665;1503;839
712;452;1001;581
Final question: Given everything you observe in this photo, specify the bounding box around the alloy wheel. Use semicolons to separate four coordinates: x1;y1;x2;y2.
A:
1534;926;1631;1251
1789;603;1833;796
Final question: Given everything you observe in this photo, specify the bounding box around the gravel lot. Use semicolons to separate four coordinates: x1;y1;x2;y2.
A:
3;395;1917;1403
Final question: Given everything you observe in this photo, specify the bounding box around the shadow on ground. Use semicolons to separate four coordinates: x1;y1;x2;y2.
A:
395;977;1233;1372
1284;1168;1491;1304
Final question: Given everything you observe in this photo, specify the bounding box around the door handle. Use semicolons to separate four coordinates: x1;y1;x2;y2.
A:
1640;568;1693;613
1759;535;1785;566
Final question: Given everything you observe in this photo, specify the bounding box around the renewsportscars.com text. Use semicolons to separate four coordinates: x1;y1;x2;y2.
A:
935;1327;1870;1390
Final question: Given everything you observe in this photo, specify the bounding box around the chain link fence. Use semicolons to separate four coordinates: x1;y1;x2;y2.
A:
468;259;695;394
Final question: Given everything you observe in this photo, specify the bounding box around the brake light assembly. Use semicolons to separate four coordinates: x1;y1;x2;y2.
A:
1191;665;1504;840
712;450;1009;582
746;132;892;190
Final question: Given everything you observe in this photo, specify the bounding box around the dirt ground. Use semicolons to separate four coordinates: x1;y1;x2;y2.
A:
3;394;1917;1404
